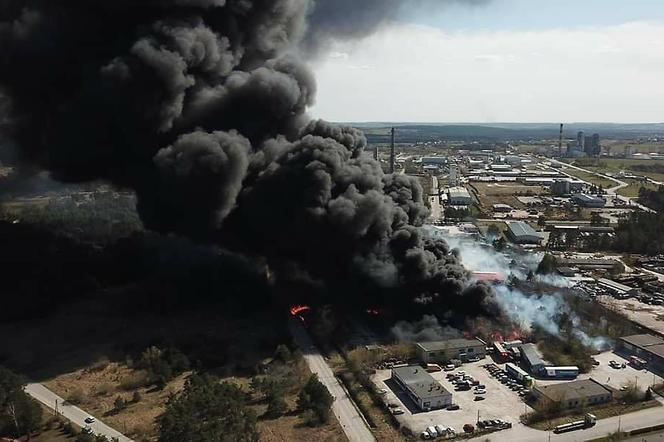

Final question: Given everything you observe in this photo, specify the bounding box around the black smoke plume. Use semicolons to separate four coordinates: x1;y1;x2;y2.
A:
305;0;490;54
0;0;492;316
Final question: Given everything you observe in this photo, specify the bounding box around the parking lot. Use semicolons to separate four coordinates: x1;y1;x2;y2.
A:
372;359;534;435
371;351;663;437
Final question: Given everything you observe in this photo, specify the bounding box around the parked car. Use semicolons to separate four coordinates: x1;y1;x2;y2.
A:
84;417;95;424
474;395;486;401
609;360;621;369
388;403;400;408
444;364;455;371
463;424;475;434
376;389;388;395
392;408;404;415
592;359;600;366
420;431;431;440
474;389;486;395
447;404;460;411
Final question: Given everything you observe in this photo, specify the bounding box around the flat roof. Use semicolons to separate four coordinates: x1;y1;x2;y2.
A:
521;343;546;367
573;194;605;203
621;334;664;348
448;187;471;197
535;379;611;402
417;338;484;352
507;221;541;238
647;344;664;359
392;366;451;400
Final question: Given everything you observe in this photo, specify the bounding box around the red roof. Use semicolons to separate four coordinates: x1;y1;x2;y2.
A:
472;271;506;282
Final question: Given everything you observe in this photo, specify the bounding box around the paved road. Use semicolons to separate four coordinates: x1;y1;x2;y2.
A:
289;321;375;442
26;383;133;442
549;158;655;213
429;175;443;224
470;400;664;442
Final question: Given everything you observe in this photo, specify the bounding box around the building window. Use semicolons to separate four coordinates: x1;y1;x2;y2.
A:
468;348;474;353
424;402;430;408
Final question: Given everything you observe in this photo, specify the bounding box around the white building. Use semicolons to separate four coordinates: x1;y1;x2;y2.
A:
447;187;472;206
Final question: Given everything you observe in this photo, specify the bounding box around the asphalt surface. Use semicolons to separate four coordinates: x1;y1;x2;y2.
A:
469;398;664;442
289;320;375;442
25;383;133;442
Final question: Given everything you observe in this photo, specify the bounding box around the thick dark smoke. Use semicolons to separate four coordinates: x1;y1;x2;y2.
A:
0;0;493;316
305;0;490;54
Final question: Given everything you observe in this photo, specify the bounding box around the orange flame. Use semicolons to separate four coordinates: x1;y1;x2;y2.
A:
290;305;311;316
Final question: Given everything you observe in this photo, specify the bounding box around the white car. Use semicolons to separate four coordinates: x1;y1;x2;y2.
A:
421;431;431;440
444;364;455;371
392;408;405;415
474;389;486;395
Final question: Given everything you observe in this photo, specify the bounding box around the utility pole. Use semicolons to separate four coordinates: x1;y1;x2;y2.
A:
389;127;396;174
558;123;564;158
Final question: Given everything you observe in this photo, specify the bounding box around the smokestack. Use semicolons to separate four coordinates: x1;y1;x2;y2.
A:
390;127;396;174
558;123;564;157
374;146;378;161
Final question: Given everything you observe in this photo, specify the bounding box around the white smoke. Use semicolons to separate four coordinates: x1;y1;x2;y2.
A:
421;226;609;351
391;315;461;342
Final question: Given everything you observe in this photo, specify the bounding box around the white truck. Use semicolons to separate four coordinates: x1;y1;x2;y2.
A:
553;413;597;434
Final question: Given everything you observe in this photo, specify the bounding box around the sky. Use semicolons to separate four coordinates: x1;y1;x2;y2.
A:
310;0;664;123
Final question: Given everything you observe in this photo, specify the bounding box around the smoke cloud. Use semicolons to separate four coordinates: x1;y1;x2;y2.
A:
0;1;495;315
304;0;490;55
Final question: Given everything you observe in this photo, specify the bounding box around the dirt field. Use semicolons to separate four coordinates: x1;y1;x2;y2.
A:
470;182;550;210
44;362;188;441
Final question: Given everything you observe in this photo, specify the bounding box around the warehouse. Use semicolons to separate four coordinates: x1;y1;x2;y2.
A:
391;366;452;411
507;221;543;245
416;338;486;364
520;343;547;374
572;194;606;208
597;278;638;298
618;334;664;373
447;186;472;206
533;379;612;410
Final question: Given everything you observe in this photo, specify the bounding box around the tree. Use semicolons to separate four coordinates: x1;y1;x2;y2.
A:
297;375;333;427
132;391;142;403
113;396;126;412
486;224;501;239
536;254;558;275
158;374;258;442
537;215;547;227
0;366;43;438
493;236;507;252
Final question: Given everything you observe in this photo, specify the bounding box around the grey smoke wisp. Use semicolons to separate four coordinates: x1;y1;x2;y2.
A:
0;1;494;315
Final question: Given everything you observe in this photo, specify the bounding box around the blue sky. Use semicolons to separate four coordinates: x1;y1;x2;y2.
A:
311;1;664;123
416;0;664;32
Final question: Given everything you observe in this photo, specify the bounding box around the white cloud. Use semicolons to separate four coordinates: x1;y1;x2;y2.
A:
310;21;664;123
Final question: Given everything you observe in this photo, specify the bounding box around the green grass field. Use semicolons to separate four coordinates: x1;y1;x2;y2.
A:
563;168;616;188
571;158;664;183
617;182;659;198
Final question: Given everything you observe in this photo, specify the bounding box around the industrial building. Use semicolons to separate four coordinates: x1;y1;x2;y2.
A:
416;338;486;364
492;204;513;213
597;278;638;298
520;343;547;374
391;366;452;411
447;187;472;206
533;379;612;410
551;178;585;196
572;194;606;208
618;334;664;373
506;221;543;245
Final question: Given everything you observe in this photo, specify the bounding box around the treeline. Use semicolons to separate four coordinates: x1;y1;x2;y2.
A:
0;190;143;245
613;212;664;255
0;220;272;322
0;366;42;439
638;185;664;212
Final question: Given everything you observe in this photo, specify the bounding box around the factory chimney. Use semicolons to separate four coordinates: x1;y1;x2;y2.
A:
558;123;564;157
389;127;396;174
373;146;378;161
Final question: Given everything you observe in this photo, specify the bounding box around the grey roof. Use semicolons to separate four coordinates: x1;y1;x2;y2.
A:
647;344;664;359
507;222;541;238
535;379;612;402
392;366;451;400
621;334;664;349
521;343;546;367
573;194;605;204
417;339;484;352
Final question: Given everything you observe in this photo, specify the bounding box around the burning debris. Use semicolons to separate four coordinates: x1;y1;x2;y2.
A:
0;1;494;317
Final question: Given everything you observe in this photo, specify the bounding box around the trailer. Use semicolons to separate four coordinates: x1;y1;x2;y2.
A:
541;366;579;379
505;363;529;381
553;413;597;434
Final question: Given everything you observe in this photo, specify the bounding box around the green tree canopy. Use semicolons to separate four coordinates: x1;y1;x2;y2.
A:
0;366;42;438
297;375;333;427
158;374;258;442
